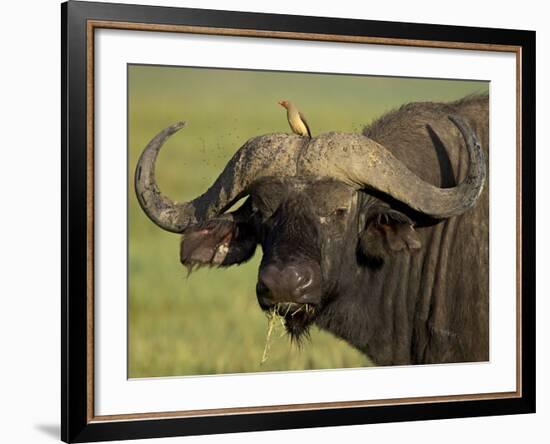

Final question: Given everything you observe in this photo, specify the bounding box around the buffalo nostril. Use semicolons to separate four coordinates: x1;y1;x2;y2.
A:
256;280;268;295
257;267;278;308
256;281;274;309
258;266;278;293
296;269;313;289
291;268;316;299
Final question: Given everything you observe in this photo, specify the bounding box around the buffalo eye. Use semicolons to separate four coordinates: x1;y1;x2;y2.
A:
333;207;348;219
250;197;274;221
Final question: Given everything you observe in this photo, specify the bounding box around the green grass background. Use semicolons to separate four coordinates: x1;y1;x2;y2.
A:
128;65;488;378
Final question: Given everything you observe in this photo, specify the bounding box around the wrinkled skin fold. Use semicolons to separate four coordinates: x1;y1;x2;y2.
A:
135;95;489;365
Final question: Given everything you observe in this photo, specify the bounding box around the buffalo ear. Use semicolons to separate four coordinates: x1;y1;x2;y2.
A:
180;219;257;272
359;209;421;267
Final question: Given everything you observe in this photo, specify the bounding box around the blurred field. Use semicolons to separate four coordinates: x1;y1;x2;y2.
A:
128;65;489;378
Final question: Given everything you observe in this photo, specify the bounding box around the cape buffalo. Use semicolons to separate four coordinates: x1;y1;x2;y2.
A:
135;94;489;366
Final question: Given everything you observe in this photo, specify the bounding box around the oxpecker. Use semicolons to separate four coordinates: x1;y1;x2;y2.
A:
278;100;311;138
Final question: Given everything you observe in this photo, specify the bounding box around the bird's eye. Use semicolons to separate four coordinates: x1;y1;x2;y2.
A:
334;208;348;218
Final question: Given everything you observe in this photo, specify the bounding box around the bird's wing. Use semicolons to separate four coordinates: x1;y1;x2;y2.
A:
299;111;312;137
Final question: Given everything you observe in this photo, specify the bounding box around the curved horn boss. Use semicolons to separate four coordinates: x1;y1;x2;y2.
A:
135;115;485;232
134;122;305;232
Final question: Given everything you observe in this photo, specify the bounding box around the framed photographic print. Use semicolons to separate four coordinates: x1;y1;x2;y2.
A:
61;1;536;442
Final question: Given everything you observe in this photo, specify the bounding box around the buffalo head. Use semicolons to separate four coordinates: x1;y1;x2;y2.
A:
135;117;485;341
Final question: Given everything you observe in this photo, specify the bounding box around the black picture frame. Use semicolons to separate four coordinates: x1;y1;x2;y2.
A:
61;1;536;442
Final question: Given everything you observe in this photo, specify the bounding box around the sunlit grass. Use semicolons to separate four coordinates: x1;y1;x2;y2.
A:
128;65;488;378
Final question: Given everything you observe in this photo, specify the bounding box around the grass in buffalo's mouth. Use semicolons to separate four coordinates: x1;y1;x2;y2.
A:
260;303;314;364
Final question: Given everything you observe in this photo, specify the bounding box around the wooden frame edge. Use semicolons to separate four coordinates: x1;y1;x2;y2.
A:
86;18;95;424
515;46;523;398
90;391;520;423
89;19;521;52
